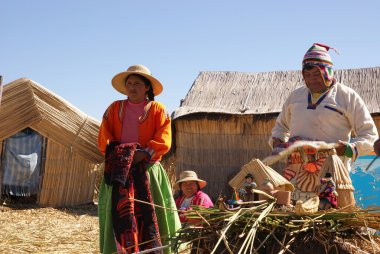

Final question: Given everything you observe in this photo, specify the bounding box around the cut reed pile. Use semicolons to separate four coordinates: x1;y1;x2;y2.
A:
173;199;380;254
0;202;98;254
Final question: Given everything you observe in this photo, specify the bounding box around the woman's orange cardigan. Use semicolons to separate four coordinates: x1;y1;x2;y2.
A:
98;100;171;162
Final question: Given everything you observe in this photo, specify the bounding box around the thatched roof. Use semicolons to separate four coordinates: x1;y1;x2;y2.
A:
0;78;103;163
173;67;380;119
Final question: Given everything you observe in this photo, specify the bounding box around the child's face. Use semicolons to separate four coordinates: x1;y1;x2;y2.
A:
246;177;253;184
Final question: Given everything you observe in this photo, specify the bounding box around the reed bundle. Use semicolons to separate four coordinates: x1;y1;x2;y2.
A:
173;201;380;254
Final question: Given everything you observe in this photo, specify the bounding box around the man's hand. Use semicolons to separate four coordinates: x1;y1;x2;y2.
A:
335;141;346;156
374;139;380;156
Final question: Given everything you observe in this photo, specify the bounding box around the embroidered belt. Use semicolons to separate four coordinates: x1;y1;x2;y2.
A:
289;149;336;163
307;150;333;162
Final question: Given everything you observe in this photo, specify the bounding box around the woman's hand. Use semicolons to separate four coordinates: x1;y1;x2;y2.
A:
133;151;149;164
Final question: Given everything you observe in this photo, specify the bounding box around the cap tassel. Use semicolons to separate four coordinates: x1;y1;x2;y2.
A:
313;43;340;55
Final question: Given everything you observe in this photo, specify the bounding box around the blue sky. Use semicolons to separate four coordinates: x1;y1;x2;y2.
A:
1;1;379;121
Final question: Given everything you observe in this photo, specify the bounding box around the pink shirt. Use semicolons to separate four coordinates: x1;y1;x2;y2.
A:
120;100;147;143
175;190;214;223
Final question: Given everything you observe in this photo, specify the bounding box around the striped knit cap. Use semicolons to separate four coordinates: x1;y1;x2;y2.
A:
303;43;336;82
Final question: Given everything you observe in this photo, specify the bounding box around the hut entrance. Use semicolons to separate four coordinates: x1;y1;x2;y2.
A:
0;128;46;203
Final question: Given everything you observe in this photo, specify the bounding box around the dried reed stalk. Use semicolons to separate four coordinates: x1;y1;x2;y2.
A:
0;203;98;253
173;202;380;254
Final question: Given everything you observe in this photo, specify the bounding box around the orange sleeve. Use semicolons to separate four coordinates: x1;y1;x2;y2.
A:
98;102;118;155
145;102;172;161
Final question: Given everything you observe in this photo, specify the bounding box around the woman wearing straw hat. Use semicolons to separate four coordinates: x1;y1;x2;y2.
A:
98;64;180;254
270;43;378;202
174;170;213;223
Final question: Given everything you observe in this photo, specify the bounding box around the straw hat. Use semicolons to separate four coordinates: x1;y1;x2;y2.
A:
174;171;207;190
111;64;163;96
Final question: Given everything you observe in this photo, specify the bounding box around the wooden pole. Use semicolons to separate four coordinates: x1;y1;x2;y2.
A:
0;76;2;197
0;76;3;107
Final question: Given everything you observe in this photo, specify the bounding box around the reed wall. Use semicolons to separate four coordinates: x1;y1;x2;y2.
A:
174;114;277;199
38;139;98;206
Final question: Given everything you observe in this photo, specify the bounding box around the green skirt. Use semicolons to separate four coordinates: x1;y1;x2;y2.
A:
98;162;181;254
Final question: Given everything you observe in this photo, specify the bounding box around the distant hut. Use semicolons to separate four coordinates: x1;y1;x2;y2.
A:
0;78;103;206
172;67;380;199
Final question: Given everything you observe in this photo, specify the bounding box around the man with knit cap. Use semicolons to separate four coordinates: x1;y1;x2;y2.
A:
270;43;378;201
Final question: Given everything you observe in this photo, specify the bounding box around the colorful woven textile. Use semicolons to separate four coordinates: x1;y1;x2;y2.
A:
105;141;161;254
278;137;327;192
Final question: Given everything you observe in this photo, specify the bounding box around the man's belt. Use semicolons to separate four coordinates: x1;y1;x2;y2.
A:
290;149;336;163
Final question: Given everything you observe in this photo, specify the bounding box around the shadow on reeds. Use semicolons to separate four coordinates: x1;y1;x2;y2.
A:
0;195;98;217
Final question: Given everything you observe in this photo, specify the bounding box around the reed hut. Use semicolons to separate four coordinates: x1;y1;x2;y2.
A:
172;67;380;199
0;78;103;207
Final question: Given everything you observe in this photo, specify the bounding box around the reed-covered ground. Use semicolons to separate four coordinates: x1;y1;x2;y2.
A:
0;200;99;254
